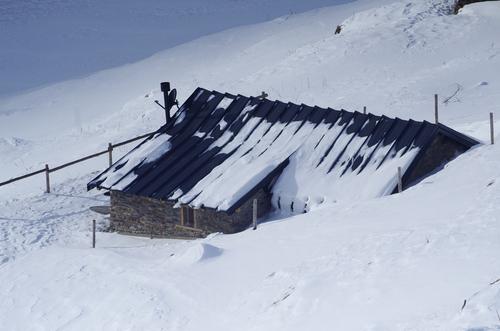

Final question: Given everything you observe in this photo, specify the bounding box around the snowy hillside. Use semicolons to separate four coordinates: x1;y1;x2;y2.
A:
2;142;500;330
0;0;352;97
1;0;500;330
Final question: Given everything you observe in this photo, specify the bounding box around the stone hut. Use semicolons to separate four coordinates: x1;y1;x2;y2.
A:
88;83;478;239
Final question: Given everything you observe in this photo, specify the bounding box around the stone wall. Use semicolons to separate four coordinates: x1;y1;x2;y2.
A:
403;132;469;190
110;188;272;239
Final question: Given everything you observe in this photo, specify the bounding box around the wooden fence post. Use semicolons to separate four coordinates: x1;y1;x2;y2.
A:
490;112;494;145
397;166;403;193
45;164;50;193
108;143;113;167
363;106;367;115
92;219;96;248
253;199;258;230
434;94;439;124
0;131;155;191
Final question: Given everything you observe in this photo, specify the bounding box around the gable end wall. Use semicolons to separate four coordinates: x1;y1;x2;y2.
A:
403;133;470;189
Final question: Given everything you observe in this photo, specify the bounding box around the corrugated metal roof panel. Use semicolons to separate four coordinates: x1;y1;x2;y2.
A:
88;87;480;212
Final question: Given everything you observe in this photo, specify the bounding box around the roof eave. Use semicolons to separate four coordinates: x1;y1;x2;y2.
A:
436;123;481;148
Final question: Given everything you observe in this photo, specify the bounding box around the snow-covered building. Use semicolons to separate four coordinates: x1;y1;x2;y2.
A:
88;85;478;238
454;0;497;14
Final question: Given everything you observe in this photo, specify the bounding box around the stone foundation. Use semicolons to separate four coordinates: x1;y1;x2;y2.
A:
110;189;272;238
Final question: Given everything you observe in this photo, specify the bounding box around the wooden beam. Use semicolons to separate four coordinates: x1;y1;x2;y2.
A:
253;199;258;230
434;94;439;124
180;206;185;226
397;166;403;193
45;164;50;193
92;219;96;248
108;143;113;167
490;112;495;145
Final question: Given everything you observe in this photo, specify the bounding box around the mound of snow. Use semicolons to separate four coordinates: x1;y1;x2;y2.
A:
172;243;223;264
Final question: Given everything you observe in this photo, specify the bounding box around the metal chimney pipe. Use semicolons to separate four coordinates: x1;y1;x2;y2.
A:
160;82;170;123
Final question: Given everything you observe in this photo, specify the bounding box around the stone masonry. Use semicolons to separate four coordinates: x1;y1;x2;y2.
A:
110;188;272;239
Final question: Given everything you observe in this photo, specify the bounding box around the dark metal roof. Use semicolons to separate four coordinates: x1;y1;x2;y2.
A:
88;87;479;213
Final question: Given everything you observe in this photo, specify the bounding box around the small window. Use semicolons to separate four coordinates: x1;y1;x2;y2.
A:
180;206;195;228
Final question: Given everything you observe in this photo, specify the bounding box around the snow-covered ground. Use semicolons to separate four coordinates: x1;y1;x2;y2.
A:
2;142;500;330
1;0;500;330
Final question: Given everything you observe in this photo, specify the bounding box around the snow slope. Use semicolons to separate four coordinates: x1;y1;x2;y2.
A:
0;0;353;97
1;140;500;331
1;0;500;330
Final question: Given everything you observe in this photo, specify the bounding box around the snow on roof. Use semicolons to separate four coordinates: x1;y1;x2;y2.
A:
88;87;478;213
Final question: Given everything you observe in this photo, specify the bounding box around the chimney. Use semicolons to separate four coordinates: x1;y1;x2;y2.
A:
160;82;171;123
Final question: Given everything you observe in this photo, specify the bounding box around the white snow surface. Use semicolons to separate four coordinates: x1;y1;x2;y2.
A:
1;0;500;330
96;132;171;190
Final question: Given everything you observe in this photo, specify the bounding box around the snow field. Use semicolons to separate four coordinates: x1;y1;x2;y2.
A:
1;0;500;330
2;142;500;330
